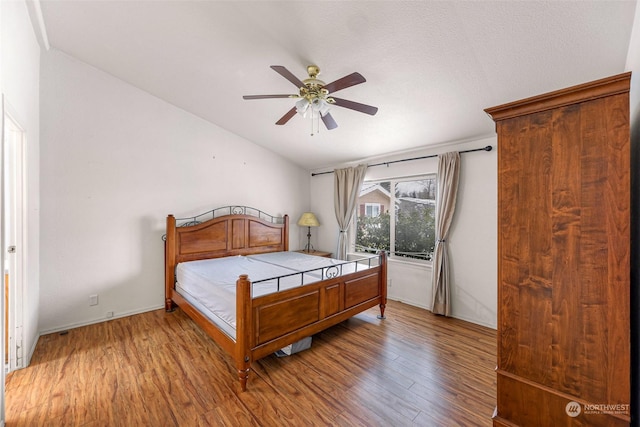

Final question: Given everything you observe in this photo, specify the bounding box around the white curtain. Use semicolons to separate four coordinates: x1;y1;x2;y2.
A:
431;151;461;316
333;164;368;260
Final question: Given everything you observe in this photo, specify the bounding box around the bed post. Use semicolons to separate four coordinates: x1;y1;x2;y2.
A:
283;215;289;251
165;215;177;312
236;274;252;392
378;251;388;320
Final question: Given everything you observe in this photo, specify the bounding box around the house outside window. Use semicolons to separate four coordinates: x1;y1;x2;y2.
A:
354;176;436;261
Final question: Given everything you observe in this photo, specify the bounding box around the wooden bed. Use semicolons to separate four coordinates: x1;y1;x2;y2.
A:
164;206;387;391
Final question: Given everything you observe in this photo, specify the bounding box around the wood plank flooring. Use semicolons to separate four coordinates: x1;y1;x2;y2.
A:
5;300;496;426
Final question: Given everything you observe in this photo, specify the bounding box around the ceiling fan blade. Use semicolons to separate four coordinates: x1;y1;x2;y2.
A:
243;94;295;100
331;97;378;116
321;113;338;130
323;72;366;94
276;107;298;125
271;65;306;88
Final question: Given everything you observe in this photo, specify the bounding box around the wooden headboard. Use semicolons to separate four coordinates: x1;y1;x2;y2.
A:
164;206;289;310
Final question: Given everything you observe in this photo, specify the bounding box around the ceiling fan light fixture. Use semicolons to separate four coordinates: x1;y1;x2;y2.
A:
312;98;331;116
295;98;310;116
296;97;331;118
242;64;377;132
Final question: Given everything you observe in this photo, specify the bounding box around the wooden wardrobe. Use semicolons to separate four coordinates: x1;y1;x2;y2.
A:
485;72;631;426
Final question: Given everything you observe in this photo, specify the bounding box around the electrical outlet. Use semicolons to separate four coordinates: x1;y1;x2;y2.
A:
388;279;392;287
106;311;114;318
89;294;99;306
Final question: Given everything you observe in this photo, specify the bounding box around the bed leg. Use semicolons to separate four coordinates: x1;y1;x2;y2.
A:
238;366;250;392
165;298;176;312
377;302;386;319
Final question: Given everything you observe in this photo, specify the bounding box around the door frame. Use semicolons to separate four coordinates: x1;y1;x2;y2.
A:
2;98;26;373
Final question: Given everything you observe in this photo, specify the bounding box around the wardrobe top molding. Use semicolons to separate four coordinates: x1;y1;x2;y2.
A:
484;72;631;123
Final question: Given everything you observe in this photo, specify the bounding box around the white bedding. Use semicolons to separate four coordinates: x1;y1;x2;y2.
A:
175;251;377;340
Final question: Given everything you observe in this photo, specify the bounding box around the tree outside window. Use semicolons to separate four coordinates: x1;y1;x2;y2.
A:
355;177;436;261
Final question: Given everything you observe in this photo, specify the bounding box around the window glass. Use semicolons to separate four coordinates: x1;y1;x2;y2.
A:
365;203;381;217
355;176;436;261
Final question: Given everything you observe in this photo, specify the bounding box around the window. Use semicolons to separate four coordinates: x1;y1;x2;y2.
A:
364;203;381;217
354;176;436;261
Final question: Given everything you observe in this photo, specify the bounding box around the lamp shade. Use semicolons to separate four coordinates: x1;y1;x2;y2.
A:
297;212;320;227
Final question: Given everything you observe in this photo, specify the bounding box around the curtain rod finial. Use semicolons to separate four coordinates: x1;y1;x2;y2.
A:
484;145;493;152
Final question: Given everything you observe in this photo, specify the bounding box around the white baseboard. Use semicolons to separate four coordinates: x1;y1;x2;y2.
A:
387;297;497;330
387;296;430;311
38;304;165;336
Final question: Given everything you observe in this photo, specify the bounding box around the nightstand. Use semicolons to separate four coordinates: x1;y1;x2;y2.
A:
294;249;333;258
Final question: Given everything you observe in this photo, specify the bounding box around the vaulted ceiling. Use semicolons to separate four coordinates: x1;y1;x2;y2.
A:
38;0;637;170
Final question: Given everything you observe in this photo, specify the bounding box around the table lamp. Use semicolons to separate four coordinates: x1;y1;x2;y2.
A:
297;212;320;252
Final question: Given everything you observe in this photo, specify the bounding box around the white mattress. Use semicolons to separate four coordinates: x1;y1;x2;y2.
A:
175;251;377;340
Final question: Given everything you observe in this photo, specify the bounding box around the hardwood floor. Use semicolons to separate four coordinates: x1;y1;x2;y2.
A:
5;300;496;426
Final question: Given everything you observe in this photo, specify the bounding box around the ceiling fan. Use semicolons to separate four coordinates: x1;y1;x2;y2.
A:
243;65;378;132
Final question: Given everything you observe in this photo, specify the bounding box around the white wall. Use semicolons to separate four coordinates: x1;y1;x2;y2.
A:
310;137;497;328
1;0;41;365
39;49;310;333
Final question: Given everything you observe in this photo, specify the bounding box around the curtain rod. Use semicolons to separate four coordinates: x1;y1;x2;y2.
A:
310;145;493;177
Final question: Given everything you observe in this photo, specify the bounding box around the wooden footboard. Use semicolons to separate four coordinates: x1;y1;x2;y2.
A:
165;208;387;391
234;252;387;390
